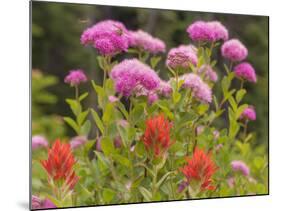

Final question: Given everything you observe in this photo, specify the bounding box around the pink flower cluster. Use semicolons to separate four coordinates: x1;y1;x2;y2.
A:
64;69;87;86
110;59;161;97
166;45;198;69
32;135;48;150
231;160;250;176
240;106;256;121
128;30;166;54
187;21;228;42
158;80;172;97
32;195;56;209
221;39;248;62
80;20;130;55
70;136;87;149
180;73;212;103
234;62;257;83
198;65;218;82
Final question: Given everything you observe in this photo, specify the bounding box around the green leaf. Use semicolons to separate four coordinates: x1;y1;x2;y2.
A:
102;188;116;203
102;103;114;125
156;171;174;189
235;89;246;104
117;102;129;119
95;151;110;170
63;117;80;134
172;91;181;104
65;99;81;116
117;125;128;148
196;104;209;115
91;80;105;107
97;56;106;70
236;104;248;120
138;186;152;201
112;154;132;168
91;109;104;134
79;92;89;102
228;96;237;112
131;104;145;125
156;103;174;120
81;120;91;136
101;137;115;156
150;56;161;69
105;79;115;95
135;141;145;157
77;109;89;126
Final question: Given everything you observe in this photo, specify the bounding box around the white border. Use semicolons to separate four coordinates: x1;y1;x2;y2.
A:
1;0;280;210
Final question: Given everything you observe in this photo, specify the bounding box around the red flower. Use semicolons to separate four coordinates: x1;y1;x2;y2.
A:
180;148;217;191
41;139;79;189
142;114;173;157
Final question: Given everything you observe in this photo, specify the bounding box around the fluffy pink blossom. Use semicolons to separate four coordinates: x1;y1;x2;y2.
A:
187;20;228;42
108;95;119;103
128;30;166;54
231;160;250;176
147;92;159;104
134;84;159;104
70;136;87;149
32;135;48;150
240;106;256;121
80;20;130;55
221;39;248;62
32;195;56;209
198;65;218;82
234;62;257;83
158;80;172;97
180;73;212;103
166;45;198;68
110;59;161;97
64;69;87;86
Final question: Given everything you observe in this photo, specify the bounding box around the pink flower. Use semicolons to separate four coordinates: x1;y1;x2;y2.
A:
198;65;218;82
128;30;166;54
227;177;235;188
221;39;248;62
213;130;220;140
180;73;212;103
80;20;130;55
32;195;56;209
110;59;161;97
240;106;256;121
196;125;205;135
114;136;122;148
64;69;87;86
118;119;129;128
166;45;198;68
148;92;159;104
70;136;87;149
32;135;48;150
187;20;228;42
158;80;172;97
234;62;257;83
231;160;250;176
108;95;119;103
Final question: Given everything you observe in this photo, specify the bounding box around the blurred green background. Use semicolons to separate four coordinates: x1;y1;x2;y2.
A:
31;1;268;148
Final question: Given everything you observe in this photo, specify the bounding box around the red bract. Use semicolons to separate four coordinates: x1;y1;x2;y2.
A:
142;114;173;157
180;148;217;191
41;139;79;189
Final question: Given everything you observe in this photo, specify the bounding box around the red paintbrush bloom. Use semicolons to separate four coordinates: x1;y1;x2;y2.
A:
180;148;217;191
41;139;79;190
142;114;173;157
